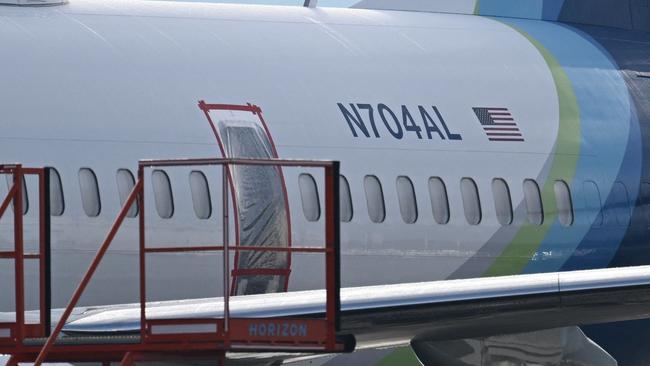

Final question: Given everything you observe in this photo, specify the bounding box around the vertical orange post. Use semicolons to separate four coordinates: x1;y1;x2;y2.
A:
38;170;46;336
13;165;24;343
138;166;147;342
222;163;230;347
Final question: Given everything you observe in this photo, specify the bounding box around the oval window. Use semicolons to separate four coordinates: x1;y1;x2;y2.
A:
116;169;138;218
460;178;481;225
523;179;543;225
340;175;353;222
49;168;65;216
583;181;603;227
554;180;574;227
152;170;174;219
364;175;385;223
78;168;100;217
190;171;212;220
428;177;450;225
299;173;320;222
492;178;513;226
396;176;417;224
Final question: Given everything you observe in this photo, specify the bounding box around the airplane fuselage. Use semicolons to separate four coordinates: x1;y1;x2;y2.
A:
2;1;650;364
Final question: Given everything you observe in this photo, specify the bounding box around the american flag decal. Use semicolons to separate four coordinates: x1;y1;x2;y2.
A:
473;107;524;142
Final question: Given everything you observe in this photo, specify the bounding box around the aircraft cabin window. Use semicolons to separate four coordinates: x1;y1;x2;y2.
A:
428;177;450;225
610;182;631;226
189;171;212;220
583;181;603;227
116;169;138;218
523;179;543;225
299;173;320;222
554;180;573;227
460;178;481;225
48;168;65;216
396;176;417;224
78;168;101;217
5;174;29;215
340;175;353;222
492;178;513;226
152;170;174;219
364;175;385;223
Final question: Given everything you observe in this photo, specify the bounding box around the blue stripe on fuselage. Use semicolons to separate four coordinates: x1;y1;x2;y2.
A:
496;19;638;274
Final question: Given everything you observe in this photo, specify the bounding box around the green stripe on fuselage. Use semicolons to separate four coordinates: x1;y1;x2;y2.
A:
474;0;480;15
485;23;580;276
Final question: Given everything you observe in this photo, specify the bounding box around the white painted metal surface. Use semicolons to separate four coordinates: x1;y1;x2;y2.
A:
559;265;650;292
59;265;650;334
0;0;566;310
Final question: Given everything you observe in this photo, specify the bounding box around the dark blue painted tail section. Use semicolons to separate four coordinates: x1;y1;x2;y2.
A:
556;0;650;32
479;0;650;32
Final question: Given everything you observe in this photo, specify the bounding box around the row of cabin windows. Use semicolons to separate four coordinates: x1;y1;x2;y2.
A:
8;168;210;220
6;168;636;227
298;175;632;227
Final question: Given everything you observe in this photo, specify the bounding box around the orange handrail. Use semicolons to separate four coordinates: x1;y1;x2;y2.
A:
33;179;143;366
29;156;342;364
0;165;51;341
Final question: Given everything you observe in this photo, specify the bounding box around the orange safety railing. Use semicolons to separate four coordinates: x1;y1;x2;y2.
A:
27;157;345;366
0;164;51;345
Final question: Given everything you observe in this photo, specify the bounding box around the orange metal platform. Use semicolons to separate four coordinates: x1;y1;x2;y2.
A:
0;152;351;365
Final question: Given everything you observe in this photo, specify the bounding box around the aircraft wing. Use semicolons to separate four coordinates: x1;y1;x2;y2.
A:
56;264;650;352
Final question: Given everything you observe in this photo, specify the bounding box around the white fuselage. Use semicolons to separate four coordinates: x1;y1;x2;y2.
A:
0;0;629;311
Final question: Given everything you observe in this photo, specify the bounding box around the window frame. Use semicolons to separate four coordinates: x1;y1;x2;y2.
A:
48;167;65;216
583;180;603;227
364;175;386;223
152;169;174;219
78;168;101;217
339;175;353;222
396;176;418;224
554;180;574;227
189;170;212;220
492;178;513;226
428;177;450;225
523;179;544;225
298;173;321;222
116;169;138;218
460;177;482;225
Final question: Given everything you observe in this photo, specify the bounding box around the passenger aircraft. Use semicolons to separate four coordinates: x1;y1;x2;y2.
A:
2;0;650;364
